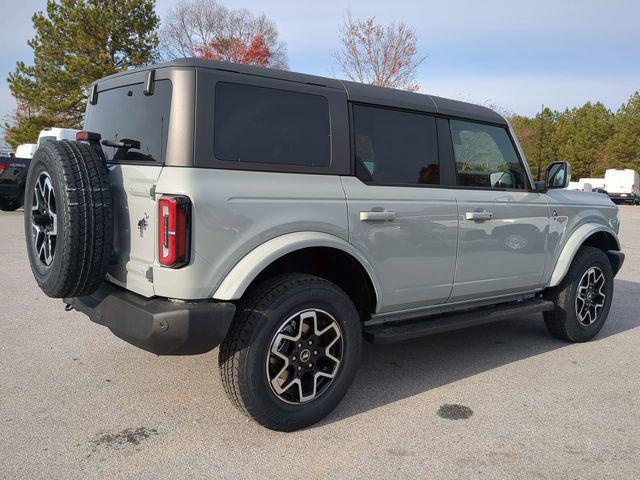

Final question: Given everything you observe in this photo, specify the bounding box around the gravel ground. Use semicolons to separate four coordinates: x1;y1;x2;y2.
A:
1;206;639;479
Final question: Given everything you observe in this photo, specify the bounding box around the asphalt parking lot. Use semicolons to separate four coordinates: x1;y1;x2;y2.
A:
1;206;639;479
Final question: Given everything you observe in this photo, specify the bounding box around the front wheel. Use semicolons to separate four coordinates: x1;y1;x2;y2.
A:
543;246;614;342
219;274;361;431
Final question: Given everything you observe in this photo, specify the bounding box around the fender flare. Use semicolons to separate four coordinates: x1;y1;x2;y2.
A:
211;231;383;311
548;223;621;287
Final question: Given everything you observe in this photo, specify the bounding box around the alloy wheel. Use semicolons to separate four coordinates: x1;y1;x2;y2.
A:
575;266;606;326
266;309;343;404
31;171;58;267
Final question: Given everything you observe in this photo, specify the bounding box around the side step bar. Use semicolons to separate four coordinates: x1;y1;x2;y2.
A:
363;298;555;344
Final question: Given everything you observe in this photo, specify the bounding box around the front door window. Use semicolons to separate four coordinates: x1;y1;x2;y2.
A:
450;120;528;190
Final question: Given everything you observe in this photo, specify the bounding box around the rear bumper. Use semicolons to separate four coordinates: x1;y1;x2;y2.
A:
609;193;636;201
65;282;236;355
0;182;23;199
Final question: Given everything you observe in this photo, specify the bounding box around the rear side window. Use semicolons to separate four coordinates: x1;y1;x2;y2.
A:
353;105;439;185
450;120;528;189
84;80;172;163
214;82;330;167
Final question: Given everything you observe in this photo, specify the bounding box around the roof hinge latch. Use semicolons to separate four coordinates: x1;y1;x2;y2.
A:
143;69;156;96
89;83;98;105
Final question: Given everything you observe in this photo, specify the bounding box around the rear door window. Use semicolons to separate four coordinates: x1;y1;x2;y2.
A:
84;80;172;163
353;105;440;185
450;120;528;189
214;82;330;167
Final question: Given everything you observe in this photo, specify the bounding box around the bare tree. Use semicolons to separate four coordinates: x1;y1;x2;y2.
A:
483;100;513;119
458;95;514;118
159;0;288;69
333;13;426;92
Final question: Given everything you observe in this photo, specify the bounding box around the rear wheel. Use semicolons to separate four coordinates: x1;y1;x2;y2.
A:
219;274;361;431
543;246;614;342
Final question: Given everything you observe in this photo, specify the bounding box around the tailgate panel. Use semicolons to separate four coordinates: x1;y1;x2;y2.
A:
106;164;162;297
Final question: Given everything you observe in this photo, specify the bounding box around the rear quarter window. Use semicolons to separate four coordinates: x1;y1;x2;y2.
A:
214;82;330;167
84;80;172;163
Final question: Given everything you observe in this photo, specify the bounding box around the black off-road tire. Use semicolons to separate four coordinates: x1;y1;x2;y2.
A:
219;274;361;431
24;140;113;298
543;246;614;342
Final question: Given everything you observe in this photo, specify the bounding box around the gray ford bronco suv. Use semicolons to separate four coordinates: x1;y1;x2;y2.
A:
24;59;624;431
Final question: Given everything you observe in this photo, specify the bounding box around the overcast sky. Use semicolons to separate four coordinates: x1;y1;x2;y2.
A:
1;0;639;146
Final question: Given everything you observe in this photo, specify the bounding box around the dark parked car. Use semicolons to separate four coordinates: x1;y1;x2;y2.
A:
0;155;30;211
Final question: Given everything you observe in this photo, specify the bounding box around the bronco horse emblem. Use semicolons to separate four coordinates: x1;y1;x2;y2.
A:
137;213;149;237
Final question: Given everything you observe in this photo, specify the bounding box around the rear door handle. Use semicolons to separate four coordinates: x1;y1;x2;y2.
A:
465;210;494;221
360;210;397;221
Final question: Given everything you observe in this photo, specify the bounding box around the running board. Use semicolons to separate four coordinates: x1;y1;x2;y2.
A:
363;298;555;344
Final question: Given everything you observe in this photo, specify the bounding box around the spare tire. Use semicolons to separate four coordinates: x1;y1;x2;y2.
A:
24;140;113;298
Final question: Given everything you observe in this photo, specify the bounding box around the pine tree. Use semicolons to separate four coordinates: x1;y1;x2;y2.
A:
510;108;558;179
554;103;613;177
607;92;640;171
4;0;159;148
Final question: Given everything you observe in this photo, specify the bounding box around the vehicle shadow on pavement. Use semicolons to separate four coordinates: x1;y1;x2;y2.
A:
322;278;640;426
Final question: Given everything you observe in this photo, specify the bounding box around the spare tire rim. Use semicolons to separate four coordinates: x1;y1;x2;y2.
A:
31;171;57;266
266;309;343;404
575;266;606;326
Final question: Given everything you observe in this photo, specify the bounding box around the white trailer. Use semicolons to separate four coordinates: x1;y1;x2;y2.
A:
604;169;640;204
578;177;606;191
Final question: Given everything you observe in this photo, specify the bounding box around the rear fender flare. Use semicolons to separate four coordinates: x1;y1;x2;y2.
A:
211;231;383;311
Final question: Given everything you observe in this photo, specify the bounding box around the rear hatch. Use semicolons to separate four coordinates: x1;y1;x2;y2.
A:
84;78;173;297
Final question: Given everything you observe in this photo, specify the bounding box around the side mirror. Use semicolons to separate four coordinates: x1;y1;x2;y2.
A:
545;161;571;189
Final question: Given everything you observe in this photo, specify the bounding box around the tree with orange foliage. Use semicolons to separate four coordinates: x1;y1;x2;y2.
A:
333;13;426;92
160;0;287;69
194;35;272;67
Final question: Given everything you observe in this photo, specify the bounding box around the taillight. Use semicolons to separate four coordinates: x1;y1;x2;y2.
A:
0;162;6;175
76;131;101;142
158;195;191;268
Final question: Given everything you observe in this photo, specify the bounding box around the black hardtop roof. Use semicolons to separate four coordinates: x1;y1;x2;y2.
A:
96;58;507;126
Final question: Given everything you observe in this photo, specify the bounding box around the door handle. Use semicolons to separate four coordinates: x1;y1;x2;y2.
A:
360;210;397;221
465;210;494;221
